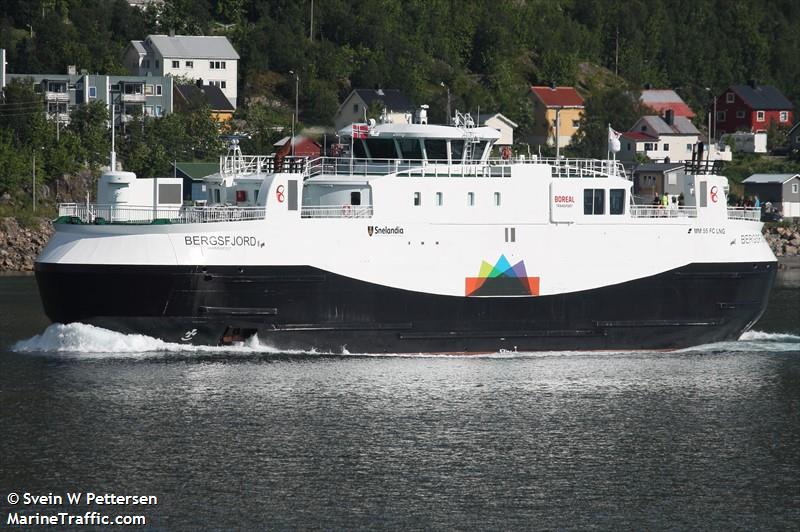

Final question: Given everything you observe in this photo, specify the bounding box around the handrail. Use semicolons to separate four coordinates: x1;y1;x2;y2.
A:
726;207;761;221
300;205;373;218
57;203;266;224
629;205;697;218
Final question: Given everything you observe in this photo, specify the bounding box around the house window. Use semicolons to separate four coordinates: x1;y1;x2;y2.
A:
644;143;653;151
584;188;605;215
185;61;193;68
757;111;765;122
172;60;179;68
413;192;421;206
155;105;162;117
155;85;162;96
686;143;693;152
736;110;745;119
145;84;153;95
144;105;153;116
793;183;799;194
155;59;159;68
663;143;669;151
717;111;726;122
780;111;789;122
210;61;223;69
143;59;150;68
627;142;631;150
353;103;359;113
572;119;580;128
493;192;501;206
726;92;735;103
435;192;443;206
221;61;226;69
467;192;475;206
88;86;97;98
609;189;625;215
220;81;227;89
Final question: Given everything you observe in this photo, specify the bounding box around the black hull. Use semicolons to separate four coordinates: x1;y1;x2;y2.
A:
34;261;777;353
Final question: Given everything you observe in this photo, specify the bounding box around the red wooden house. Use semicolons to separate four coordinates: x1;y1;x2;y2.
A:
715;81;794;134
273;135;321;158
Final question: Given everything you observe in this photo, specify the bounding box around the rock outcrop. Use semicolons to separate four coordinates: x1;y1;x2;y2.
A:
0;218;54;272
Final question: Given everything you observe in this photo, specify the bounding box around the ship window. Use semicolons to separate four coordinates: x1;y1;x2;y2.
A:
353;139;367;158
494;192;501;206
413;192;421;206
471;141;487;160
467;192;475;206
584;188;605;215
350;191;361;206
435;192;443;206
610;189;625;215
425;139;447;161
451;140;464;162
365;138;396;159
397;138;423;160
213;189;221;203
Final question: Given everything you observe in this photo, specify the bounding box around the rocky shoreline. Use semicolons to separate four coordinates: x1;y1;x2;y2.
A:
1;217;799;273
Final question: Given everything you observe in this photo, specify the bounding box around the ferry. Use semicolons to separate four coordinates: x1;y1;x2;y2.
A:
35;109;777;352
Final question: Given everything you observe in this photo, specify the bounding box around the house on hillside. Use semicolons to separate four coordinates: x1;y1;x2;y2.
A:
274;135;321;159
171;161;219;202
742;174;800;218
788;122;800;153
124;34;239;107
714;82;793;134
334;89;414;131
620;112;731;163
529;86;584;148
640;89;695;119
174;82;235;123
478;113;518;147
631;162;686;201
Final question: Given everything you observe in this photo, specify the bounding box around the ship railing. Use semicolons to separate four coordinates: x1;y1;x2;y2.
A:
726;207;761;221
629;205;698;218
219;154;308;176
300;205;374;218
57;203;266;224
303;156;627;179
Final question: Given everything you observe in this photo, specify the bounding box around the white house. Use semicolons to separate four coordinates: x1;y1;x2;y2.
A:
124;34;239;107
478;113;518;147
620;112;731;163
333;89;414;131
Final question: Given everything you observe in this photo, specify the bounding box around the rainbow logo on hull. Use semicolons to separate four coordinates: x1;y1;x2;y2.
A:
465;255;540;297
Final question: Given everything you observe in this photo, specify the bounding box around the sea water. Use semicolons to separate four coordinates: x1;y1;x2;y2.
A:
1;276;798;529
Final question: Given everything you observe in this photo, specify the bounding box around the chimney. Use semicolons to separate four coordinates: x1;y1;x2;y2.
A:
665;109;674;125
549;80;557;90
169;29;175;37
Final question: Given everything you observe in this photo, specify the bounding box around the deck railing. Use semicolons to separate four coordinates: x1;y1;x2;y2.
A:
300;205;374;218
726;207;761;221
629;205;698;218
57;203;266;224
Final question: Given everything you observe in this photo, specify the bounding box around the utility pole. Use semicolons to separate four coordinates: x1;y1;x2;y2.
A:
309;0;314;41
440;82;451;125
555;107;561;159
289;70;299;157
615;26;619;76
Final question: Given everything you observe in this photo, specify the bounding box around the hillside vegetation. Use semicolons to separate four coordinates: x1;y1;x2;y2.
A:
3;0;800;209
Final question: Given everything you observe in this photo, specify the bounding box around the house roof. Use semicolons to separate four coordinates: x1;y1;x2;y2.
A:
530;86;584;108
274;135;321;147
640;89;695;118
478;113;519;128
622;131;657;141
352;89;414;111
129;40;149;56
743;173;800;184
730;84;793;110
175;83;234;111
145;35;239;60
637;115;699;135
172;162;219;179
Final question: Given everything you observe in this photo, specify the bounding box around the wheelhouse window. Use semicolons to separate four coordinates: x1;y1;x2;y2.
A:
609;189;625;215
364;138;396;159
471;141;487;160
353;139;367;158
424;139;447;161
584;188;605;215
450;140;464;162
397;138;422;160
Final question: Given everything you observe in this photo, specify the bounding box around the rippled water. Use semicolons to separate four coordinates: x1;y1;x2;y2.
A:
1;276;799;529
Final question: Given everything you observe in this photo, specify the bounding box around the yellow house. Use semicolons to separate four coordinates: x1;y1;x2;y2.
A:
529;86;585;148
